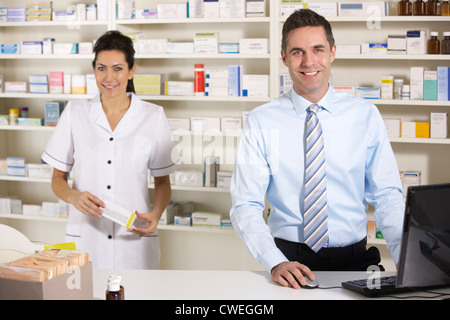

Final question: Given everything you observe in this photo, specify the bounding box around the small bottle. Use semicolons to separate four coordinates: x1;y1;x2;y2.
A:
20;107;29;118
9;108;20;125
194;64;205;96
394;79;404;99
413;0;426;14
401;85;410;100
398;0;413;15
106;275;125;300
426;0;439;14
442;0;450;15
428;32;440;54
106;279;122;300
442;32;450;54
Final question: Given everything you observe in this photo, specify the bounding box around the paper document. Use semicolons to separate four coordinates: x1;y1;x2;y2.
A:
102;200;136;229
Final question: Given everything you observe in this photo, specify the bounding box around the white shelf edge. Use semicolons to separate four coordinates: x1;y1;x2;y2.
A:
135;53;270;59
335;54;450;61
1;127;449;144
0;213;234;234
279;16;450;23
0;54;94;60
115;17;270;25
0;20;108;27
0;92;270;102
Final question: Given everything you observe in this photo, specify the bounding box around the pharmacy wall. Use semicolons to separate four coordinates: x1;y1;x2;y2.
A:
0;0;449;273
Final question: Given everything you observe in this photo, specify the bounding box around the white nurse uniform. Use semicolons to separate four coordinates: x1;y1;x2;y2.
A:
41;93;180;269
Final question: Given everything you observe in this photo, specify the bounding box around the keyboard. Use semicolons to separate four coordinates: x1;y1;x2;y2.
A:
342;275;410;297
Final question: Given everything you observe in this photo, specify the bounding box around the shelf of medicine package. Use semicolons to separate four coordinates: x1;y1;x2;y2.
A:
0;92;271;103
0;20;108;27
335;54;450;61
115;17;271;25
279;16;450;23
0;175;231;193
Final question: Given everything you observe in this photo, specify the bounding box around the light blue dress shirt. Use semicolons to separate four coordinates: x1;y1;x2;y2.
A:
230;86;405;273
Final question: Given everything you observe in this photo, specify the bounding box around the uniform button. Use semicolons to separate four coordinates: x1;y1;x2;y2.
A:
107;185;111;189
108;235;112;239
107;160;112;164
109;137;114;141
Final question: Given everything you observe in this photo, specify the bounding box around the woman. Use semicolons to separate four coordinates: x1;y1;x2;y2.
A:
41;31;180;269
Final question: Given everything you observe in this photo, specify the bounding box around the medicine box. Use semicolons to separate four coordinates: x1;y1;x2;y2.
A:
194;33;218;54
5;82;26;93
381;75;393;100
174;170;203;187
138;39;168;54
175;213;192;226
280;2;306;18
246;0;266;17
165;81;194;96
217;171;232;188
407;30;427;55
1;44;19;54
401;121;430;138
192;211;221;228
243;75;269;97
410;67;427;100
220;0;246;18
49;72;64;94
29;74;48;94
307;2;338;17
239;38;268;54
157;4;187;19
431;112;448;139
0;197;22;214
384;118;401;138
356;87;380;99
204;156;220;187
134;74;166;95
401;171;421;196
221;117;242;131
167;118;190;131
338;2;389;16
45;101;65;126
424;71;437;101
437;67;449;101
191;117;220;131
387;35;406;54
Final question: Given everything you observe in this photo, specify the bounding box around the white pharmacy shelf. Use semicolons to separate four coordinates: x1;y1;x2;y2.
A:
0;93;270;103
0;176;231;193
0;20;108;27
1;126;449;144
279;16;450;23
115;17;271;25
0;213;234;234
335;54;450;61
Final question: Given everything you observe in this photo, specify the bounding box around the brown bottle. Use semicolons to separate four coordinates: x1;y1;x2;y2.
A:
399;0;413;15
442;0;450;15
426;0;439;14
428;32;440;54
413;0;426;14
106;280;123;300
442;32;450;54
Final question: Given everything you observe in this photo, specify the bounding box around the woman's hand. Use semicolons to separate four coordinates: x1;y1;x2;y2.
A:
128;211;160;236
71;191;105;218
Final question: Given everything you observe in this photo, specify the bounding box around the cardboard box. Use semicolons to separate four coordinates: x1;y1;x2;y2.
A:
0;262;93;300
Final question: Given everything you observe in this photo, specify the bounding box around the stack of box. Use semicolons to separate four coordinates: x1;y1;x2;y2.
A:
203;156;220;187
7;157;26;177
0;7;7;22
0;197;22;214
7;8;26;22
220;0;245;18
206;69;228;96
194;33;218;54
29;74;48;94
25;2;52;21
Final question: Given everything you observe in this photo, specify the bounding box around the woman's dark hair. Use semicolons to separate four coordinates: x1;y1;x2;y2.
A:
92;30;136;93
281;9;335;54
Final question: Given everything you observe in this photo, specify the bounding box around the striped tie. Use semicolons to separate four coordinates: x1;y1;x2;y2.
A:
304;104;328;252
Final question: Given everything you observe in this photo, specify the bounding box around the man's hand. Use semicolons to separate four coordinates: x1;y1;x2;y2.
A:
271;261;316;290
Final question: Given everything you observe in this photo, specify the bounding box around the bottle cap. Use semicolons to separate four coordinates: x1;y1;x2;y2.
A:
108;280;120;292
430;31;439;37
443;32;450;37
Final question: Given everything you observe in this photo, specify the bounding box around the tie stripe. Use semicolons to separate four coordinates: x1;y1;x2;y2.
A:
304;104;328;252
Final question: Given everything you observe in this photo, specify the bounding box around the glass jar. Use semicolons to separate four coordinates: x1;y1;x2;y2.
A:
442;32;450;54
426;0;439;14
442;0;450;15
9;108;20;125
413;0;426;14
428;32;440;54
398;0;413;15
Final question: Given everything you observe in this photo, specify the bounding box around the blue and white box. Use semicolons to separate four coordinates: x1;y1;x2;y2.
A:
228;65;243;97
437;67;449;101
45;101;65;126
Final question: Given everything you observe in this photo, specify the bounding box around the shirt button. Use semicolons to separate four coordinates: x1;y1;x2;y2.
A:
107;160;112;164
109;137;114;141
107;185;111;190
108;235;112;239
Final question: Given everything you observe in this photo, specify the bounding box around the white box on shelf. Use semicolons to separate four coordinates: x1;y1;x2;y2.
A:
430;112;448;139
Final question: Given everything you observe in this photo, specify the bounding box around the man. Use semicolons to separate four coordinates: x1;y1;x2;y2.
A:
229;9;405;290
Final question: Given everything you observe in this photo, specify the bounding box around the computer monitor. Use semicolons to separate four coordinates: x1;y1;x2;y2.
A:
397;183;450;289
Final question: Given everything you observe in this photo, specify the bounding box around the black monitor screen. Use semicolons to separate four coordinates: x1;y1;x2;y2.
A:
397;183;450;288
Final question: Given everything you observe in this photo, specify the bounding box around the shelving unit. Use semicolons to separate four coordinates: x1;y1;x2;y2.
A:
0;0;448;272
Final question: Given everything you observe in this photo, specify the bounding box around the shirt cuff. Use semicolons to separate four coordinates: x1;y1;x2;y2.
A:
260;247;289;274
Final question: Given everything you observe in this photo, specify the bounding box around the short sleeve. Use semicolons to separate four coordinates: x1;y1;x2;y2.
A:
41;103;74;172
149;109;181;177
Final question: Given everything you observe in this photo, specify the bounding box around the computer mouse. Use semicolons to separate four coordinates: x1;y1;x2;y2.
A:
301;276;319;289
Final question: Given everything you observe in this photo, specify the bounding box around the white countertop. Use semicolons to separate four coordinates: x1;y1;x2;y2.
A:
92;269;441;300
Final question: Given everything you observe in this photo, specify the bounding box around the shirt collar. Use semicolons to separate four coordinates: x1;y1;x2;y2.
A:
289;84;335;117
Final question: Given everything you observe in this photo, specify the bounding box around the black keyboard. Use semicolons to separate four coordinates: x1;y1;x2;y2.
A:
342;275;410;297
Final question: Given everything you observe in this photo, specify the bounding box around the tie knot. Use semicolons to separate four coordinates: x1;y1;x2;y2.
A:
309;104;319;114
